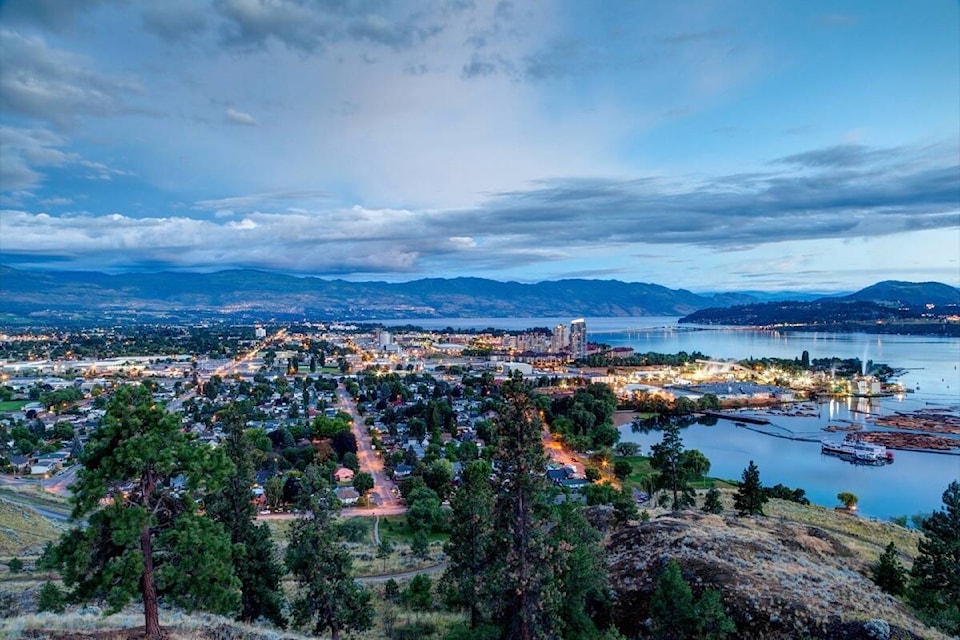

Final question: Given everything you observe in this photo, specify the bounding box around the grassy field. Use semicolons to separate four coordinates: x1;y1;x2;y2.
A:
0;400;29;412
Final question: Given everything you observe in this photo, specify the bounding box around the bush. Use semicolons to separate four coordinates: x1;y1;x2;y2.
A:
38;581;66;613
7;557;23;574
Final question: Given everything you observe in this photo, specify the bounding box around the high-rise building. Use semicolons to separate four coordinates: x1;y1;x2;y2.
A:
551;324;569;353
570;318;587;360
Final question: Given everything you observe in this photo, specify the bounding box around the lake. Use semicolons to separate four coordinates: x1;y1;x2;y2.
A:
381;316;960;520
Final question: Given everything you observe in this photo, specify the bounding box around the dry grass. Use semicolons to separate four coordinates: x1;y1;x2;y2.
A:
0;498;63;556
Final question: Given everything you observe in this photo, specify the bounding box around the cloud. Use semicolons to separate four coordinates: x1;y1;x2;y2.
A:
3;143;957;277
0;0;113;32
775;144;889;168
141;2;209;42
0;126;131;191
194;189;331;211
212;0;445;54
0;29;143;128
225;107;259;126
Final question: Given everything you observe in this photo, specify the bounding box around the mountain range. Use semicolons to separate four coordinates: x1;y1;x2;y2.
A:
0;266;957;325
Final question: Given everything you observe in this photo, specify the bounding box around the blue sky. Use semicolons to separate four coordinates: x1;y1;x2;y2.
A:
1;0;958;292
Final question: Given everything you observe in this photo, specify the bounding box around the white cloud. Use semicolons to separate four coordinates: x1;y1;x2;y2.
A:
225;107;258;126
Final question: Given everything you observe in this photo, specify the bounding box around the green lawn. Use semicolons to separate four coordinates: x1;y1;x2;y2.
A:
618;455;733;490
378;515;449;546
0;401;29;412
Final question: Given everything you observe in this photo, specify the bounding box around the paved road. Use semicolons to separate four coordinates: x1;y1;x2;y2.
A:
357;562;447;584
337;384;402;511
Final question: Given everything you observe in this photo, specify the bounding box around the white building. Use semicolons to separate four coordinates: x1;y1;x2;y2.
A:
570;319;587;360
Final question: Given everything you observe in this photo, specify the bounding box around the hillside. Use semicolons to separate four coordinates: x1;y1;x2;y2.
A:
0;265;756;323
679;281;960;336
606;507;946;640
0;498;61;556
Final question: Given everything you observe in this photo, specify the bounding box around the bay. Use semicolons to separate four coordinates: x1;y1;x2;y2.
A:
380;316;960;520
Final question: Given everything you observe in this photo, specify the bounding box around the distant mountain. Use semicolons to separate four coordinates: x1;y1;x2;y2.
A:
0;265;763;324
678;281;960;336
835;280;960;307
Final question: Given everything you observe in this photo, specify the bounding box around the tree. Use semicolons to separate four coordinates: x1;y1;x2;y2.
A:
286;465;373;640
872;541;907;596
423;458;455;501
649;560;695;639
650;424;696;510
613;459;632;480
206;407;285;626
909;480;960;635
702;487;723;514
376;538;393;572
353;471;374;496
7;557;22;574
650;559;734;640
549;502;612;640
37;581;66;613
612;488;638;525
444;459;495;628
52;385;239;639
837;491;858;510
264;476;283;509
411;529;430;560
406;574;433;611
733;460;767;516
489;380;559;640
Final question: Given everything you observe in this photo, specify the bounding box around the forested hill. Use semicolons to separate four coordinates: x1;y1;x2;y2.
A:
679;281;960;336
0;265;756;322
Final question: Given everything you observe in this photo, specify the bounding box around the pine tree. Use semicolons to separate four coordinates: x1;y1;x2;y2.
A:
489;379;559;640
444;459;495;628
649;560;695;639
650;424;696;510
909;480;960;635
286;465;373;640
37;581;65;613
693;588;736;640
733;460;767;516
872;541;906;596
52;385;239;639
702;487;723;514
207;407;285;626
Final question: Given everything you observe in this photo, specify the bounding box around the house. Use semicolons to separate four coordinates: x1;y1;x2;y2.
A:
335;487;359;505
6;454;30;473
393;464;413;478
334;467;355;483
30;463;56;476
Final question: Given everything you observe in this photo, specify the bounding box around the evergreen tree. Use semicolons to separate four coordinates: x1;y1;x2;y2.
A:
612;488;639;525
872;541;907;596
702;487;723;514
650;424;696;510
489;380;559;640
286;465;373;640
411;529;430;560
37;581;65;613
650;559;734;640
909;480;960;634
444;459;495;628
649;560;695;639
693;588;736;640
733;460;767;516
207;407;285;626
549;501;612;640
52;385;239;639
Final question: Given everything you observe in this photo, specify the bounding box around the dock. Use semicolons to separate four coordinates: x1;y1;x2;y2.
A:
703;411;770;425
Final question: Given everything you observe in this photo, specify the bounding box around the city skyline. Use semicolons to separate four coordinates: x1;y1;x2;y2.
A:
1;0;958;292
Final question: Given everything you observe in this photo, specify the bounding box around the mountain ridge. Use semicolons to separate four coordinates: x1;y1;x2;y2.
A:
1;266;956;324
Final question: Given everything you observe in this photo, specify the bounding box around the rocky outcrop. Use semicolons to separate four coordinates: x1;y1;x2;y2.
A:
606;512;947;640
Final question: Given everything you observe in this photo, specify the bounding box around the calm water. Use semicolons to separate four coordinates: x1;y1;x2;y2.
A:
382;316;960;519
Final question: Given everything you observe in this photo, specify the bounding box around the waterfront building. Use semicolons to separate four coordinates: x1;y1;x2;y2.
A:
570;318;587;360
551;324;569;353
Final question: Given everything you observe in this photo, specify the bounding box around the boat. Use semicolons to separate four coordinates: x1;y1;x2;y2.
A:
821;435;894;465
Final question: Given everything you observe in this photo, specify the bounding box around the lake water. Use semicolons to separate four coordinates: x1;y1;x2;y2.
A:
381;316;960;520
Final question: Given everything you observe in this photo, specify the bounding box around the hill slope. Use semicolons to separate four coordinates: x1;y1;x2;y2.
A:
0;265;754;321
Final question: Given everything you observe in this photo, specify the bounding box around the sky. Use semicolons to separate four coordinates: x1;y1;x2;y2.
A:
0;0;958;293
